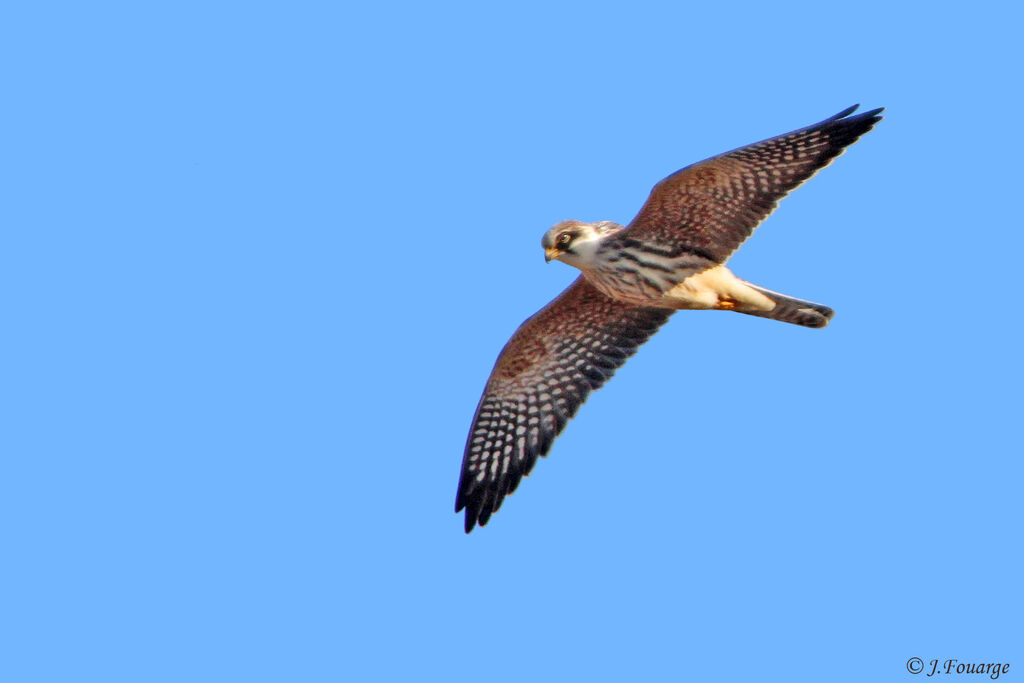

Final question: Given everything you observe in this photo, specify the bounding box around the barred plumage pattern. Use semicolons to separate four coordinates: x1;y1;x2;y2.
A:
456;105;882;532
589;239;715;306
455;279;672;532
625;105;883;262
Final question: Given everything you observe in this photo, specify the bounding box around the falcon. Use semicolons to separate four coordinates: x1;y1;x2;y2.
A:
456;105;883;532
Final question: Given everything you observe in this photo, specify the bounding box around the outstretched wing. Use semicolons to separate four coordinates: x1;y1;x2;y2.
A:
456;278;673;532
626;105;883;262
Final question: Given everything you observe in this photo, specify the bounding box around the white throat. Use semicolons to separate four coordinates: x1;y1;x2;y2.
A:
558;231;605;270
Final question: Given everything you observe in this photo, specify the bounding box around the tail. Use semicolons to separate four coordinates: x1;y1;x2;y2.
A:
738;283;834;329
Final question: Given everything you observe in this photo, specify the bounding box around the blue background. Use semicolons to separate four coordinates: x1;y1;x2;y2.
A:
3;2;1021;681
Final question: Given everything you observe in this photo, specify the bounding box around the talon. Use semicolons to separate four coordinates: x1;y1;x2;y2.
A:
716;299;736;310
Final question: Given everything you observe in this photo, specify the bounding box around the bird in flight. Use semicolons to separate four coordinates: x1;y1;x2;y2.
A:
456;105;883;532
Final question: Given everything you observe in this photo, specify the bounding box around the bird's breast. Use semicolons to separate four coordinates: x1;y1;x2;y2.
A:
580;261;681;307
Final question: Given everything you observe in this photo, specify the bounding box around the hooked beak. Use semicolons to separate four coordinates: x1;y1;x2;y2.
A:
544;247;560;263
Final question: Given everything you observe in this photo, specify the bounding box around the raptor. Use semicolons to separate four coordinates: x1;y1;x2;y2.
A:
456;105;883;532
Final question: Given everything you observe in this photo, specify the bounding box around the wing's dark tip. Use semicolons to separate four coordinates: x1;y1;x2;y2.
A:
822;105;884;152
831;105;884;129
455;484;482;533
827;104;860;121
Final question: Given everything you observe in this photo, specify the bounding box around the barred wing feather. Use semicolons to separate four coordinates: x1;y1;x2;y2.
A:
455;278;673;532
626;105;883;262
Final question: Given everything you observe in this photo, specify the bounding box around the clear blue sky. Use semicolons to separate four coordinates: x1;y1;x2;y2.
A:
3;2;1021;681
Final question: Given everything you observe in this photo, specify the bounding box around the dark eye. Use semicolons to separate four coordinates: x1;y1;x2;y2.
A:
557;232;573;247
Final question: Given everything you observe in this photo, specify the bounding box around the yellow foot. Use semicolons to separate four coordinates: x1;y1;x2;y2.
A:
716;299;736;310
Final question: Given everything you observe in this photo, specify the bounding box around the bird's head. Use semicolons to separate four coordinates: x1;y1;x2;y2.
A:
541;220;623;268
